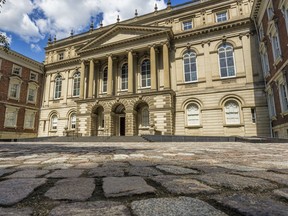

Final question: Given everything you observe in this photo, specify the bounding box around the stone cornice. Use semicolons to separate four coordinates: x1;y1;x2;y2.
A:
175;17;251;40
44;57;80;70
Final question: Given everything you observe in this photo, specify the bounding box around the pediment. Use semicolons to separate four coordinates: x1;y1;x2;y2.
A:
78;24;172;53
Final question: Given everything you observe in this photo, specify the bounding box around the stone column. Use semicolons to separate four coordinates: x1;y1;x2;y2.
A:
128;50;134;93
113;57;118;95
163;42;171;89
107;55;113;95
88;59;94;98
94;61;100;98
45;74;51;107
125;110;136;136
80;60;85;99
150;46;157;90
104;111;112;136
63;70;69;104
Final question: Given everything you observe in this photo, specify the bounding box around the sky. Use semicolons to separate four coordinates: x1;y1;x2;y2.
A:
0;0;191;63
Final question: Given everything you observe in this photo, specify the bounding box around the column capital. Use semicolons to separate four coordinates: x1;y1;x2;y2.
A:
126;49;134;53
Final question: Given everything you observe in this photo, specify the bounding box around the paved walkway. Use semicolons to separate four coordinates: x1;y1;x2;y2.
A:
0;141;288;215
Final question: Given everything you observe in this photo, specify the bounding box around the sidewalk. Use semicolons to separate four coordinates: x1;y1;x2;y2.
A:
0;141;287;215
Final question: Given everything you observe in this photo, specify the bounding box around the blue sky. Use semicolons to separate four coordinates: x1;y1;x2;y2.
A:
0;0;191;63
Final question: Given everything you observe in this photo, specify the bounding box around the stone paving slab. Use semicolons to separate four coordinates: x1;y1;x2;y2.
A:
46;169;84;178
216;163;266;172
0;207;33;216
127;167;163;176
0;169;14;177
193;173;277;190
6;169;49;178
151;175;216;195
131;197;227;216
49;201;131;216
88;167;124;177
45;178;95;201
43;163;74;170
233;171;288;186
74;162;99;169
103;177;156;198
156;165;199;175
0;178;47;205
128;160;156;167
274;188;288;200
212;193;288;216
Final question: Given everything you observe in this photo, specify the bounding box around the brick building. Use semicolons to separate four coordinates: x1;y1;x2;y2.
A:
0;49;44;139
252;0;288;138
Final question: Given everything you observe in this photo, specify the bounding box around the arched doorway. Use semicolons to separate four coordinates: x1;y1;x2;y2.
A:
91;106;104;136
135;102;150;135
112;103;126;136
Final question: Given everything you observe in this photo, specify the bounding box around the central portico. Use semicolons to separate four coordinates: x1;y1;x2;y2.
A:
75;24;174;136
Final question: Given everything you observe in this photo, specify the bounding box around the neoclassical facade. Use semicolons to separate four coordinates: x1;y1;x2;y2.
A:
39;0;270;137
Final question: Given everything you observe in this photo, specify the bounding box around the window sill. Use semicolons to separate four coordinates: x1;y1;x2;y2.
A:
49;130;57;133
139;127;149;130
27;101;36;104
177;79;206;86
185;125;203;129
223;124;244;128
273;56;282;66
280;111;288;117
4;126;17;129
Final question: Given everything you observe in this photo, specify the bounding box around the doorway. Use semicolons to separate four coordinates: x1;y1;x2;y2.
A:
119;117;125;136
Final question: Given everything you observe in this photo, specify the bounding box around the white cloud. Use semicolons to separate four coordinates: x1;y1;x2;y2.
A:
0;0;167;43
30;43;42;52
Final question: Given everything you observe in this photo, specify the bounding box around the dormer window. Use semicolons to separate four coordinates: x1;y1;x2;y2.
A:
12;64;22;76
183;20;193;30
30;72;38;81
216;11;228;22
58;52;64;61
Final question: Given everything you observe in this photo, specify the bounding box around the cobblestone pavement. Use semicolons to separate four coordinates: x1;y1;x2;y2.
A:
0;141;288;216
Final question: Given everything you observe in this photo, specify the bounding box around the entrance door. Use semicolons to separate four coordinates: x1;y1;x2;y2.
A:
119;117;125;136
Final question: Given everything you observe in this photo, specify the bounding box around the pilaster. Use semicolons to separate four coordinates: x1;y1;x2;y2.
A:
80;60;86;99
88;59;94;98
150;46;157;90
163;42;171;89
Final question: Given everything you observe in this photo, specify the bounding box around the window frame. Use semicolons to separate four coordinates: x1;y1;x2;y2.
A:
182;20;193;31
24;110;36;129
141;59;151;88
183;51;198;83
54;75;62;99
50;114;58;130
4;106;19;128
30;71;38;82
70;113;77;130
102;67;108;93
72;71;81;97
11;64;22;76
224;100;241;125
218;43;236;79
267;0;275;21
279;83;288;112
186;103;200;127
216;11;228;23
58;52;64;61
8;77;22;101
121;63;128;91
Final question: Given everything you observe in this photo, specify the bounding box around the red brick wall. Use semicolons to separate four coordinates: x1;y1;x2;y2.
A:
260;0;288;127
0;57;43;135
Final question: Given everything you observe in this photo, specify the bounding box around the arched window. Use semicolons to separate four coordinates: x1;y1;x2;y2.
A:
186;103;200;126
121;63;128;90
218;43;235;78
142;108;149;127
54;75;62;99
73;71;80;97
102;67;108;93
225;100;240;124
70;113;76;129
141;59;151;88
51;115;58;130
183;51;197;82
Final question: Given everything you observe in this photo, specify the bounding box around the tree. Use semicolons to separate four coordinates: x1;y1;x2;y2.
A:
0;0;9;52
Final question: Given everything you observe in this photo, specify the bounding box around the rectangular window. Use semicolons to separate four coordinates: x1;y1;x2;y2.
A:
183;21;192;30
58;53;64;61
4;108;18;128
280;84;288;112
103;70;108;93
10;83;19;99
216;11;228;22
272;34;281;60
268;93;276;118
27;88;36;103
24;111;35;129
260;51;270;76
30;72;38;81
259;24;264;40
12;65;22;76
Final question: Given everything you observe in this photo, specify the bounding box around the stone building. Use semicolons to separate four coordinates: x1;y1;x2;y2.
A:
39;0;270;137
0;49;44;139
252;0;288;138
